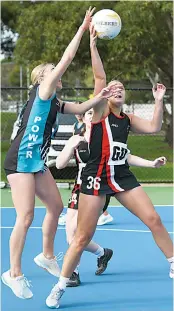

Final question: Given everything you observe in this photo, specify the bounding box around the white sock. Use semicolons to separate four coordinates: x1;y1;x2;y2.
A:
167;256;174;264
94;247;104;258
74;267;79;274
58;275;69;290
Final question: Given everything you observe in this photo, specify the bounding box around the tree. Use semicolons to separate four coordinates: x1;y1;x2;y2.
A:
13;2;114;66
2;1;173;84
1;1;32;58
107;1;173;146
2;1;173;146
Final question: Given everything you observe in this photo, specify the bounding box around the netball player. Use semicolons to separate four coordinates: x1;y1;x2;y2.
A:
1;8;118;299
46;25;173;308
58;103;86;226
56;106;166;287
57;108;113;286
58;106;113;226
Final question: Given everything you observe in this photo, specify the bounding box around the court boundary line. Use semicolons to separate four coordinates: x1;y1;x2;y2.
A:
1;226;173;234
1;205;173;209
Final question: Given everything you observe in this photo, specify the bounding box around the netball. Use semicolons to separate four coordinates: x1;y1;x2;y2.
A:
92;9;122;39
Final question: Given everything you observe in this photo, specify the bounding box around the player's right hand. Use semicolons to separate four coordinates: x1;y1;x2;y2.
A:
81;7;96;31
70;135;86;148
152;156;167;168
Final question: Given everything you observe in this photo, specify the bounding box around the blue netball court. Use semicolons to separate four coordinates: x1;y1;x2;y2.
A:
1;202;173;311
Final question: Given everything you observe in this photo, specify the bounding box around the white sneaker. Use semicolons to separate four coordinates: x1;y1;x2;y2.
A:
1;270;33;299
34;253;62;277
169;262;174;278
97;214;114;226
46;284;64;309
58;213;67;226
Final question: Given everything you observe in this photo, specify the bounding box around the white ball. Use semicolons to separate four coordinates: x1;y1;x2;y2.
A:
92;9;122;40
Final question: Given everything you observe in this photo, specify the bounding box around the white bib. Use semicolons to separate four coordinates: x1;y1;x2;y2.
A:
108;141;130;166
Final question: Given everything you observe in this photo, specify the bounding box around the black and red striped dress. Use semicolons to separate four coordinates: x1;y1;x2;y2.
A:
81;111;140;196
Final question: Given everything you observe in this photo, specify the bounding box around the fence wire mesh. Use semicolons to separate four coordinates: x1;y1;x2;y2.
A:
1;87;173;182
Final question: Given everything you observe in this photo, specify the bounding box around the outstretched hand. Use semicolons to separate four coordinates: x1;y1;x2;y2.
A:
152;156;166;168
70;135;86;148
152;83;166;101
81;7;96;31
99;85;115;99
89;24;97;48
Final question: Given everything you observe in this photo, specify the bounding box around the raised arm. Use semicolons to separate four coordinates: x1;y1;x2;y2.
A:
90;25;106;96
127;154;166;168
56;135;85;169
39;7;95;100
63;84;115;114
128;83;166;134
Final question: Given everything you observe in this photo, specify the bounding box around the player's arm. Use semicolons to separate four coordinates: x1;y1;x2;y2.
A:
89;25;108;118
39;7;95;100
56;135;85;169
90;24;106;96
62;85;114;114
127;154;166;168
128;84;166;134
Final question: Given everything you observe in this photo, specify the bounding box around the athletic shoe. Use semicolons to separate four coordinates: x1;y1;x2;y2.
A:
46;284;64;309
66;272;81;287
34;253;63;277
1;270;33;299
95;248;113;275
169;262;174;278
58;213;67;226
97;214;113;226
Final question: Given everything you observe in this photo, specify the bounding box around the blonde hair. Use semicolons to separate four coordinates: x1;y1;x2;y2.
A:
31;63;52;85
108;80;122;86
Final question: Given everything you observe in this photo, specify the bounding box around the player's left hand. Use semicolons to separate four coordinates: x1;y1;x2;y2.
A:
152;83;166;101
99;85;115;99
81;7;96;31
152;156;166;168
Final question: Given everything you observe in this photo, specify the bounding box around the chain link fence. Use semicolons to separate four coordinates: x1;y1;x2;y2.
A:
1;87;173;183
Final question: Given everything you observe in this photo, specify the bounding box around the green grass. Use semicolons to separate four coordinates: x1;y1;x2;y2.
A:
127;135;173;182
0;112;17;181
127;135;173;161
1;149;8;181
1;186;173;207
1;112;17;141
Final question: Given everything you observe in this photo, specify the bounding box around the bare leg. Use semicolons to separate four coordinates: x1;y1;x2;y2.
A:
116;186;173;258
66;209;78;245
7;173;35;277
66;208;103;254
61;194;106;277
35;169;63;259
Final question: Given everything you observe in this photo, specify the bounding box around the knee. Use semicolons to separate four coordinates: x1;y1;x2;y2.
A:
75;232;92;251
16;212;34;230
146;212;162;231
52;202;64;216
46;203;63;219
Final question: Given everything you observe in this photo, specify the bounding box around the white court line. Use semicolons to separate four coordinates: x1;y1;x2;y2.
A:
1;226;173;234
0;205;173;209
